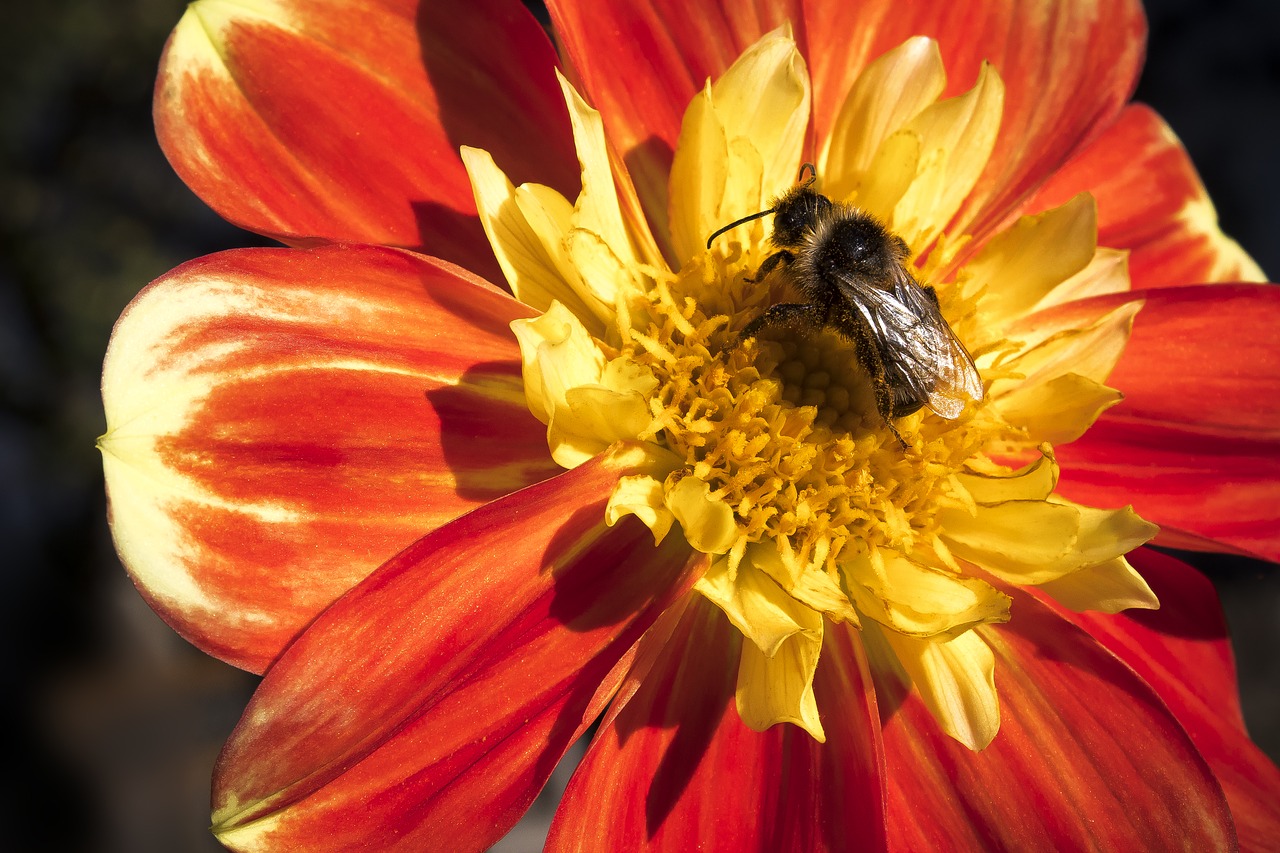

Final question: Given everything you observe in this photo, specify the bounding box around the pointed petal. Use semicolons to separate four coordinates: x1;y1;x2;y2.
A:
99;244;559;672
1062;549;1280;849
1021;104;1265;288
547;600;886;852
878;590;1235;851
156;0;576;281
211;450;704;852
1052;285;1280;562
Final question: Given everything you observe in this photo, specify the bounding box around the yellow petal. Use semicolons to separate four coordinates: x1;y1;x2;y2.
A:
462;147;598;327
696;554;809;657
606;474;675;544
957;450;1059;504
736;605;825;742
854;129;922;223
1055;497;1160;568
1032;247;1132;310
667;475;740;555
750;543;859;625
882;626;999;750
844;549;1010;639
997;372;1124;445
1000;300;1142;389
510;301;604;427
940;497;1157;586
967;193;1098;327
669;29;810;264
557;71;638;274
1037;555;1160;614
822;36;946;202
940;500;1081;585
891;62;1004;251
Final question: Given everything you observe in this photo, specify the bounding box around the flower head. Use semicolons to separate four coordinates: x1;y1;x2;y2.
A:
100;1;1280;850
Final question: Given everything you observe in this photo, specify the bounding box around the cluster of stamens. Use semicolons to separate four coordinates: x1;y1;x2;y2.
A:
619;252;996;572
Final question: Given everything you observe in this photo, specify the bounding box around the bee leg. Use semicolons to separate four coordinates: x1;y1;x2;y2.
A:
738;302;825;343
830;305;908;449
747;250;795;283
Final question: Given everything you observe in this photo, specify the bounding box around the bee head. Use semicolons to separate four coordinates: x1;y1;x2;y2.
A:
769;187;833;249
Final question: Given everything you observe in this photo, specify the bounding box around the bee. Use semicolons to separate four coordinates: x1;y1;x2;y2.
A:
707;164;983;446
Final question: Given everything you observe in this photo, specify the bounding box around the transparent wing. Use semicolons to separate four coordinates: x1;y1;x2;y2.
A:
835;267;983;419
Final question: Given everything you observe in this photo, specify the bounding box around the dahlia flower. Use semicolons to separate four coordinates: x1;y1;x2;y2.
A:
99;0;1280;849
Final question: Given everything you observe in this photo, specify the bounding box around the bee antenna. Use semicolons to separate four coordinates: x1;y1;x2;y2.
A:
797;162;817;186
705;206;778;250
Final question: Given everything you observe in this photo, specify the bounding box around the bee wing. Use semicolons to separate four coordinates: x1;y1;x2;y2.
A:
836;267;983;420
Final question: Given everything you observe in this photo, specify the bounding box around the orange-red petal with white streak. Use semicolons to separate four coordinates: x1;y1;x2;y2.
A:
1055;549;1280;850
546;0;1143;250
547;600;886;852
1020;104;1265;288
1051;285;1280;562
211;454;704;853
100;244;559;673
879;589;1235;851
155;0;576;283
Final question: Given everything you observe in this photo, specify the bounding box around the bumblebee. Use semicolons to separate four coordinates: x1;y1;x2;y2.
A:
707;165;984;445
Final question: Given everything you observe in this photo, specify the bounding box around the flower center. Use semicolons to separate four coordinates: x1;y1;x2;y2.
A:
620;248;1003;577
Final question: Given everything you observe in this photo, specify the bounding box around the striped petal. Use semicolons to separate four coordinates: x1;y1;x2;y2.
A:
1062;550;1280;850
99;244;559;672
547;600;886;852
1052;285;1280;561
156;0;576;282
878;589;1235;851
212;451;705;852
1020;104;1265;288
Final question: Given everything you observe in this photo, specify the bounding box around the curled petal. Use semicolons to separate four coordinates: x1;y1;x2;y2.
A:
156;0;576;279
212;450;705;852
99;245;557;671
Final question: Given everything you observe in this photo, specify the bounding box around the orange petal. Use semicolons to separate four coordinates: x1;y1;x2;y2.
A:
879;589;1235;850
1052;284;1280;561
927;1;1146;241
99;244;560;672
1021;104;1264;288
211;453;703;852
156;0;576;282
1050;549;1280;850
547;600;886;852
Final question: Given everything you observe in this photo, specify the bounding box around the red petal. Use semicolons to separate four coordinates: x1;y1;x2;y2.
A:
1056;549;1280;849
880;590;1235;851
1053;284;1280;562
156;0;576;281
101;244;559;672
1020;104;1263;288
211;454;704;852
546;0;1144;249
548;601;886;852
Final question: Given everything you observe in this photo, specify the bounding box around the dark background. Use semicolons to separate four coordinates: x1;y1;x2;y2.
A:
2;1;1276;850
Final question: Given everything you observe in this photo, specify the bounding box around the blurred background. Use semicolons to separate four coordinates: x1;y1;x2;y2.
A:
2;0;1277;850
